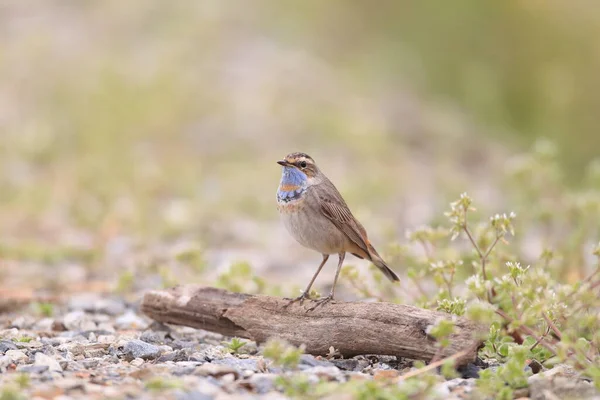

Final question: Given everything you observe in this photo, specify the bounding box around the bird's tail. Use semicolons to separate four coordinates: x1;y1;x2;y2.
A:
368;244;400;282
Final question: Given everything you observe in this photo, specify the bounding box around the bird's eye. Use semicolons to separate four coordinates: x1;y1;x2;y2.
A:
299;161;307;168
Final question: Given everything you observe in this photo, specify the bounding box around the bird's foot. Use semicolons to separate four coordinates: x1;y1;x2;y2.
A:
306;295;334;312
283;292;309;308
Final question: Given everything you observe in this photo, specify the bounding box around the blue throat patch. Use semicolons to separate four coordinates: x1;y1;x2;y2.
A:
277;166;307;202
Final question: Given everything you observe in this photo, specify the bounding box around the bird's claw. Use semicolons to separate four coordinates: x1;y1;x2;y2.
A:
283;293;309;308
305;295;334;312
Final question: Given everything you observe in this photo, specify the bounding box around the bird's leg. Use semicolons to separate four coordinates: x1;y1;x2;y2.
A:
284;254;329;307
307;252;345;312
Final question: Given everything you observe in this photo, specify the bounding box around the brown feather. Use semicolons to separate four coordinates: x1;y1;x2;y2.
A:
313;176;400;282
314;178;371;258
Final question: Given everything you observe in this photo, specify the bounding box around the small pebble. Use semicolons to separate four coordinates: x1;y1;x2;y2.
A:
0;340;18;355
120;339;161;361
5;350;28;364
35;352;63;372
130;358;144;367
115;311;148;330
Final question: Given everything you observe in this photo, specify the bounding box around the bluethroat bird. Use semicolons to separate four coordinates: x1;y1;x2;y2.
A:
276;152;399;308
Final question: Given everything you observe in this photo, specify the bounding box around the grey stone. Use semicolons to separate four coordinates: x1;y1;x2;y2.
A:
114;311;148;330
212;357;260;373
97;335;117;343
458;362;481;379
0;328;19;339
302;366;344;382
5;350;28;363
431;382;452;399
172;361;205;376
34;352;63;372
96;322;116;333
244;373;277;394
189;353;210;362
176;390;214;400
299;354;335;368
58;360;70;370
195;363;240;379
331;359;360;371
33;318;55;331
140;329;168;344
189;345;226;362
159;345;174;353
9;316;35;329
14;340;43;351
130;358;144;367
529;375;599;400
0;340;18;354
17;364;50;374
119;339;161;361
0;356;12;370
82;359;100;369
157;349;192;363
63;311;96;331
172;339;196;350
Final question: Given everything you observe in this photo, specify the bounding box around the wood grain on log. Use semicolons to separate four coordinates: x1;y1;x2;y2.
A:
141;285;485;366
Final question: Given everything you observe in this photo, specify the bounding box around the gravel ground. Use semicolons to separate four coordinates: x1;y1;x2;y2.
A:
0;293;597;400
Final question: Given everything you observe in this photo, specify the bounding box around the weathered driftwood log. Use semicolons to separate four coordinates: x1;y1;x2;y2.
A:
141;285;485;366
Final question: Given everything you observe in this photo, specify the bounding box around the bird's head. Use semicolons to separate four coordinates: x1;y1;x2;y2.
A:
277;152;319;178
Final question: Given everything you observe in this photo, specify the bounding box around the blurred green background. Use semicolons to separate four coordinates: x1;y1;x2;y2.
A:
1;0;599;293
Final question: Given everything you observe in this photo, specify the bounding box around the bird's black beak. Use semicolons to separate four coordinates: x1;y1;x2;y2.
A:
277;160;290;166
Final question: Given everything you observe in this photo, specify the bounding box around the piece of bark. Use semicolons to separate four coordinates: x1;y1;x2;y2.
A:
141;285;485;366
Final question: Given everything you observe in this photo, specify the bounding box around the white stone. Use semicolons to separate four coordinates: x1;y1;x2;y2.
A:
5;350;28;363
35;352;63;372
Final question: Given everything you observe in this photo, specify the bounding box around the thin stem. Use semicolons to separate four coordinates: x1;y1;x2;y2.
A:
463;225;487;282
543;313;562;340
443;273;454;298
429;345;445;364
530;327;551;352
483;236;501;260
496;309;557;356
569;279;600;316
565;265;600;300
463;225;483;259
419;239;433;260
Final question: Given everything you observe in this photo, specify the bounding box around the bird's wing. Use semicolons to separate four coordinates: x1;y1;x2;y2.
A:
315;181;370;256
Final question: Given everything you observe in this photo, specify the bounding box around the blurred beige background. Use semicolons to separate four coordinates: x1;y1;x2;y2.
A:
1;1;599;297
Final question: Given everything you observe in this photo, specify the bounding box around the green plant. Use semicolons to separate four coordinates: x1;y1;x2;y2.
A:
144;377;184;392
222;337;247;354
216;261;267;295
115;271;135;294
262;339;305;369
349;143;600;393
32;302;54;317
12;336;33;343
0;387;25;400
14;375;29;390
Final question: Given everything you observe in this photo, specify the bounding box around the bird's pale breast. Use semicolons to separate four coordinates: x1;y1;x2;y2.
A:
277;188;347;255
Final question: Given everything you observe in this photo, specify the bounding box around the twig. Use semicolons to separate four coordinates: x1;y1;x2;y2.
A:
530;327;551;352
566;266;600;299
495;309;557;356
429;344;445;364
483;236;501;260
542;313;562;340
